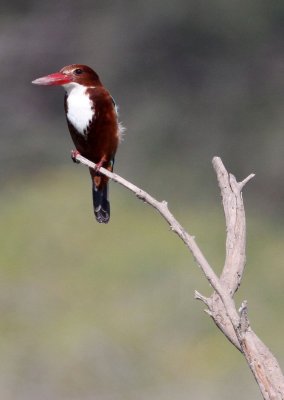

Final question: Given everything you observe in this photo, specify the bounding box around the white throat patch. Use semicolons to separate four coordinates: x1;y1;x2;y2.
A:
63;82;94;135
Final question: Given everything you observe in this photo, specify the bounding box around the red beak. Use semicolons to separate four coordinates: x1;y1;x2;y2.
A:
32;72;72;86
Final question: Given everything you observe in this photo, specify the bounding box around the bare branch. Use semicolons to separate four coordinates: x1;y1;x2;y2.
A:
74;152;284;399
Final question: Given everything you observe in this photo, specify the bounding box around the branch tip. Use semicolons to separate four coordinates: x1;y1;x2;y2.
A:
212;156;222;165
204;309;213;317
194;290;209;306
239;173;255;190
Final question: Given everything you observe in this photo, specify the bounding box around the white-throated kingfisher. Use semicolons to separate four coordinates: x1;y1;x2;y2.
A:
32;64;124;223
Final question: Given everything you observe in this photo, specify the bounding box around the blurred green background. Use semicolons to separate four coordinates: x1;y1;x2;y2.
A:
0;1;284;399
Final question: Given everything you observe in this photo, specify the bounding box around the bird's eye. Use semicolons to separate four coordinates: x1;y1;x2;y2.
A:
74;68;83;75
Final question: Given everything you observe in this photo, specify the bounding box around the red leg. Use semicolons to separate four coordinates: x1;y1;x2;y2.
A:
71;149;81;163
94;156;107;172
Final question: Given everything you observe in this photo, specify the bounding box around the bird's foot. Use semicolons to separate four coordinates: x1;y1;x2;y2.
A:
94;156;107;172
71;150;80;163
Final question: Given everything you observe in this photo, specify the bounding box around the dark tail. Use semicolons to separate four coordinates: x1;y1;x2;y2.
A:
92;183;110;223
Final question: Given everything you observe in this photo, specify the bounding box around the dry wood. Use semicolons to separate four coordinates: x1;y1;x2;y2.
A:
75;152;284;399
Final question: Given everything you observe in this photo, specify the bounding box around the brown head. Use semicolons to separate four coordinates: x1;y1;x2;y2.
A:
32;64;102;87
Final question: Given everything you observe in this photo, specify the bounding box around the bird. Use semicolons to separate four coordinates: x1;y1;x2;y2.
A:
32;64;124;223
